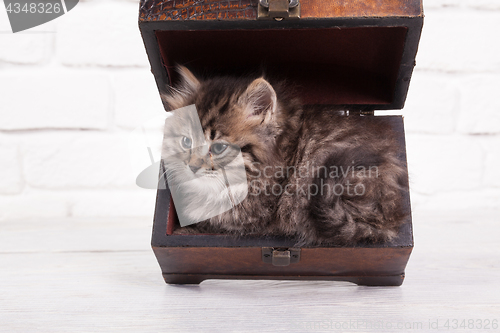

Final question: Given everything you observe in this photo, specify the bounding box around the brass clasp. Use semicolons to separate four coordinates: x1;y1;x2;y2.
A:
257;0;300;21
262;247;301;266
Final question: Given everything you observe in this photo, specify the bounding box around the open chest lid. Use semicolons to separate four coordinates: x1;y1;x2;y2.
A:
139;0;423;111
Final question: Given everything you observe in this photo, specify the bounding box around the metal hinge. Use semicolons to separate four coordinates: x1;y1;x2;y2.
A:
262;247;301;266
257;0;300;21
346;110;375;116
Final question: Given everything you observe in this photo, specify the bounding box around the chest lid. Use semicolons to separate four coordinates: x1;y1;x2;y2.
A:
139;0;423;110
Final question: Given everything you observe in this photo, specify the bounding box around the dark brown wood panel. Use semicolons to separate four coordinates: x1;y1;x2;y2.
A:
139;0;258;21
153;247;412;276
162;273;406;286
139;0;422;22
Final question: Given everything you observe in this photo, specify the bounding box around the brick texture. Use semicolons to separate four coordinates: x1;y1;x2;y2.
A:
403;73;459;134
0;141;24;194
56;2;150;67
482;137;500;188
113;71;166;129
405;134;484;195
22;132;137;189
0;70;110;130
416;10;500;72
1;2;499;220
457;75;500;134
0;7;53;64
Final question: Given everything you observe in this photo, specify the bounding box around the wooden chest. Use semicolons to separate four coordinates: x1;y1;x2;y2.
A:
139;0;423;286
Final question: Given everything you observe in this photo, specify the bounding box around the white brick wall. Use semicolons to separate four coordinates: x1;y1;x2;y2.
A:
0;8;54;64
398;2;500;212
113;70;165;129
416;10;500;72
402;73;459;134
0;1;499;221
0;140;23;194
56;2;149;67
22;132;136;189
483;137;500;188
405;134;485;195
457;75;500;134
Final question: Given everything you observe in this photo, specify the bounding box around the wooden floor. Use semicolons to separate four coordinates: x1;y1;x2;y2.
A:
1;210;499;332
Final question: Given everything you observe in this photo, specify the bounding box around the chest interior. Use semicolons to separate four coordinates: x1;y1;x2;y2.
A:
156;27;407;107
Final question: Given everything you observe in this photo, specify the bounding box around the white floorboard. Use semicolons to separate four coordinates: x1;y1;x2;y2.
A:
1;210;499;332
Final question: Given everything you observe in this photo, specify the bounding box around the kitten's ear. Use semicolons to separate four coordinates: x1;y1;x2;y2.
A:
161;65;200;110
177;65;200;93
239;77;277;122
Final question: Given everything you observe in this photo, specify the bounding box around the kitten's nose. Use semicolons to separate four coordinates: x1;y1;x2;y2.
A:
189;165;201;174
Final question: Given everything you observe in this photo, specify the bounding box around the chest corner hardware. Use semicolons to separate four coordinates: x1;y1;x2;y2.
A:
257;0;300;21
262;247;301;266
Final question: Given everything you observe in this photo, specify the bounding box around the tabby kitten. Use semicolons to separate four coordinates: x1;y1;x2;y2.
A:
161;66;409;246
161;66;287;235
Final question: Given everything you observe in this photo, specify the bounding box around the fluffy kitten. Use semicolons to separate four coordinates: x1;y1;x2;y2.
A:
161;67;287;235
161;66;409;246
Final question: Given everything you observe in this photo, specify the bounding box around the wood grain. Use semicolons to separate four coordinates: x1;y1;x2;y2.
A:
1;210;499;332
300;0;422;18
138;0;422;21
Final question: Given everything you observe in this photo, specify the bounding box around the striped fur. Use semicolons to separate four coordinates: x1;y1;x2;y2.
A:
161;66;409;245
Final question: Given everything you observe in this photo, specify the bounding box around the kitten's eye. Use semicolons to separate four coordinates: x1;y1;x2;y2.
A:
211;143;228;155
181;136;192;149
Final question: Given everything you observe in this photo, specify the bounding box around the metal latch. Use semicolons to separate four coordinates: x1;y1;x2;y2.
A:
346;110;375;116
262;247;301;266
257;0;300;21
